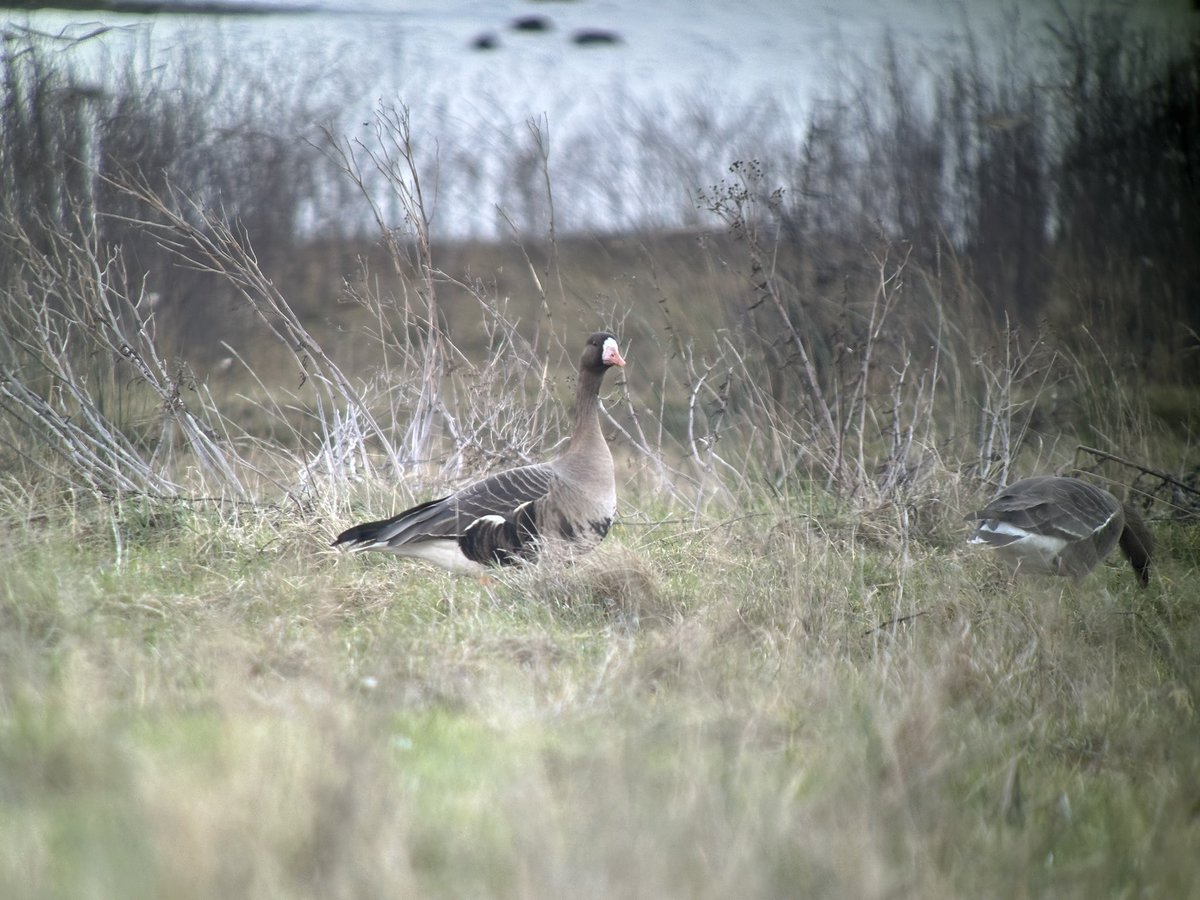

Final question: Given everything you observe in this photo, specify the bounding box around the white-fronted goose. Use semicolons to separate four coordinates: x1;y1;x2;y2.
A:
966;475;1153;585
332;332;626;573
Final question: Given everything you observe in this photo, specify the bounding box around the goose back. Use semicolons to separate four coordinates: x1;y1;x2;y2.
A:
966;476;1151;583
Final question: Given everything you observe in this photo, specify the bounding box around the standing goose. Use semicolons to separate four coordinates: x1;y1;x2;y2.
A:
966;475;1154;585
333;332;626;572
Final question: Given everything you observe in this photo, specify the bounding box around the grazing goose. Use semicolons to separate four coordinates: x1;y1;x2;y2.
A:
332;332;626;573
966;475;1154;585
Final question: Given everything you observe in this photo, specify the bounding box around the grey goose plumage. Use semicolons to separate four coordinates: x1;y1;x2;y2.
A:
332;332;626;573
966;475;1153;585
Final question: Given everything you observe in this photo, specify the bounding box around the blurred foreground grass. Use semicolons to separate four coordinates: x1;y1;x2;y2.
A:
2;485;1198;899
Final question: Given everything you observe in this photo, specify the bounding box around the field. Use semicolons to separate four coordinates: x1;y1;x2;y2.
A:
3;373;1200;900
2;460;1198;898
3;10;1200;898
3;213;1199;896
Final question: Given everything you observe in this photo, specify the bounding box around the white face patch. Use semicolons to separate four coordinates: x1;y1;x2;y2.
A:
601;337;626;367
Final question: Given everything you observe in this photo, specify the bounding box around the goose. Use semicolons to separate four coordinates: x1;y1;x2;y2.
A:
332;332;626;573
966;475;1153;585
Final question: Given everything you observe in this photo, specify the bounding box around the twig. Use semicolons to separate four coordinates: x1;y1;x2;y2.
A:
1074;445;1200;499
863;609;929;637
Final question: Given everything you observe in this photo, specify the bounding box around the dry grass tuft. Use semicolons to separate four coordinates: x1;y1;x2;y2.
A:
501;543;676;627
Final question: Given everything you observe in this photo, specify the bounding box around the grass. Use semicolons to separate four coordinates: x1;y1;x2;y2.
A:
2;170;1197;899
2;475;1198;899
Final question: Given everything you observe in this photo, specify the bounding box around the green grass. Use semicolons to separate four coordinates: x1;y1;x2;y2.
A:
1;482;1197;899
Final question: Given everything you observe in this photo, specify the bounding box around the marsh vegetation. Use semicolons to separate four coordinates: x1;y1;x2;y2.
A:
2;8;1199;898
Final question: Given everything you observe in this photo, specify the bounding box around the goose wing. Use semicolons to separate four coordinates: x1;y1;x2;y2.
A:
969;478;1120;544
334;463;555;564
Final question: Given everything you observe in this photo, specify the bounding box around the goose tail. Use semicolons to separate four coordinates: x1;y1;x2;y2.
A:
332;496;447;552
331;516;392;551
1118;502;1154;586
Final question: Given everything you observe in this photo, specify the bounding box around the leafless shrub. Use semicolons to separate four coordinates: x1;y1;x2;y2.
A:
0;94;641;523
316;105;584;496
3;9;1192;540
970;326;1064;487
1;26;353;354
696;161;947;506
0;211;246;498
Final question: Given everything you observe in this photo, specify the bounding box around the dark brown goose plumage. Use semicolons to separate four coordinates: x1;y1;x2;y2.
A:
332;332;625;573
966;475;1153;586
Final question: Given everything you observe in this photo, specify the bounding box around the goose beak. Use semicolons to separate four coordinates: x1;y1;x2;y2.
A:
602;337;626;367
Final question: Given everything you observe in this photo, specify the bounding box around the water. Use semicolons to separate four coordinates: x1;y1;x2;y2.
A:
7;0;1198;236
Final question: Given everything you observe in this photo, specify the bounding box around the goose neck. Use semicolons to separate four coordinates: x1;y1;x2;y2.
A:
568;367;605;451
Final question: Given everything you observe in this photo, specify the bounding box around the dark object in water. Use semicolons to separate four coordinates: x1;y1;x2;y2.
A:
572;28;622;46
511;15;553;32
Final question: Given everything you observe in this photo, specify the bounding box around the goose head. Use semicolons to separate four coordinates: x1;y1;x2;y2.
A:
582;332;626;373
